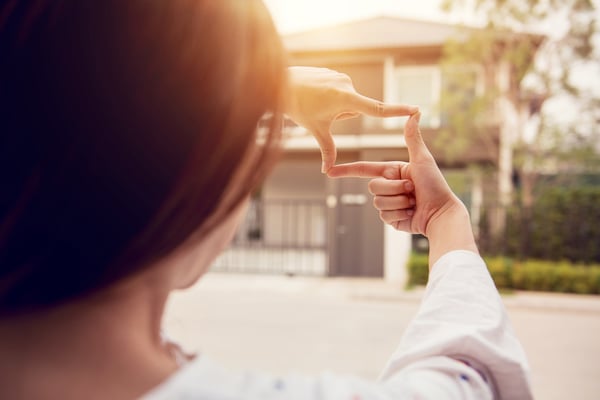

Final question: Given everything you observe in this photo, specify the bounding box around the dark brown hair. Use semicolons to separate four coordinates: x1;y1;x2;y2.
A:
0;0;286;315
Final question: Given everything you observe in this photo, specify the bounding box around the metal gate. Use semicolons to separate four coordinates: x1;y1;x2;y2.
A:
211;199;328;276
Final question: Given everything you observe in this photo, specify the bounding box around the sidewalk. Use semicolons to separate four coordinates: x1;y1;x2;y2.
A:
197;271;600;313
166;272;600;400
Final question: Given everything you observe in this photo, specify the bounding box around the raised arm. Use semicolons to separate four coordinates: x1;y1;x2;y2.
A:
328;113;533;399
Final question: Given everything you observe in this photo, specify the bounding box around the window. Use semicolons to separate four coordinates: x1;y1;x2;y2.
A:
384;65;441;129
381;62;482;130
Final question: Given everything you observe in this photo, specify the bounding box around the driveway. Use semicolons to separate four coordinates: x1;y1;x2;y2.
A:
164;273;600;400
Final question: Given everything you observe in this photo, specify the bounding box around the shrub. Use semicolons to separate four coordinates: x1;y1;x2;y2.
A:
498;186;600;264
406;252;600;295
406;252;429;287
485;256;513;290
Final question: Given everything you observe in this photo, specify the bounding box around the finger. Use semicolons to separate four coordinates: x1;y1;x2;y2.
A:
327;161;406;179
368;178;414;196
373;195;415;211
391;219;412;232
379;209;414;224
404;112;433;162
335;111;360;120
348;93;418;117
312;128;337;173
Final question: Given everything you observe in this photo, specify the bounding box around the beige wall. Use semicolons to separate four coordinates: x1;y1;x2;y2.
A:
262;160;327;247
263;160;325;200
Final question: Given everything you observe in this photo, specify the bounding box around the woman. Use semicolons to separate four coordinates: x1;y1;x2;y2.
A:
0;1;532;399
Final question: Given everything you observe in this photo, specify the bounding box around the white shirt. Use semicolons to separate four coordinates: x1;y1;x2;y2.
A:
144;250;533;400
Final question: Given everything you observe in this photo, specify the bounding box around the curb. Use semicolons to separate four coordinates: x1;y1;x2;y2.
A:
201;272;600;314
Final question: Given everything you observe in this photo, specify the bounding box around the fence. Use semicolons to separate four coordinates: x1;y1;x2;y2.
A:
211;199;329;275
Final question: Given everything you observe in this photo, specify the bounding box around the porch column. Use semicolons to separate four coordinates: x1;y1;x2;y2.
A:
384;225;412;285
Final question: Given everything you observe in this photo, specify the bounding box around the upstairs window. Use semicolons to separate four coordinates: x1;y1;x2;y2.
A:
384;65;441;129
381;64;482;131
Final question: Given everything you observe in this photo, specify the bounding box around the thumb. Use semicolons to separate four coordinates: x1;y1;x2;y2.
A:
404;112;432;162
312;125;337;173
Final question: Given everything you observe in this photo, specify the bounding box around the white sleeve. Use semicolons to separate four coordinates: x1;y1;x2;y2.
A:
144;354;493;400
146;250;532;400
379;250;533;400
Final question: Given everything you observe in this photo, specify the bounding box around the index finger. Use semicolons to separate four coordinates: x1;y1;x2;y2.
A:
327;161;406;179
350;93;418;118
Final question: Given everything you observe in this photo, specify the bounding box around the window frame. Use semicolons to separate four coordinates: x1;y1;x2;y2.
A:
383;62;442;129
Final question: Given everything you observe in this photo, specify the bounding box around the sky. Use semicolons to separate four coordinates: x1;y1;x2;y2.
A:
263;0;461;34
264;0;600;138
263;0;600;35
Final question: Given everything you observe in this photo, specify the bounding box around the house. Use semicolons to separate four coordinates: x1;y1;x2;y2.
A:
213;16;540;282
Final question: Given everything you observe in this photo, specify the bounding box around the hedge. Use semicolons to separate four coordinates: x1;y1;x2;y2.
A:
497;187;600;264
407;252;600;295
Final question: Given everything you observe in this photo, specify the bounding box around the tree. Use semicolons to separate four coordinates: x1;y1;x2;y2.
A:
437;0;600;250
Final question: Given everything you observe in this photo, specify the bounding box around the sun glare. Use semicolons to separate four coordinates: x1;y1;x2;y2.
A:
263;0;450;34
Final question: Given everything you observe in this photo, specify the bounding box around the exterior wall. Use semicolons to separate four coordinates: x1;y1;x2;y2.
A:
263;159;325;200
262;160;327;247
247;24;506;280
262;156;387;277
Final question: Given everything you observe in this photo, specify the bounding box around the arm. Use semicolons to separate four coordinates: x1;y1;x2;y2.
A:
328;113;533;399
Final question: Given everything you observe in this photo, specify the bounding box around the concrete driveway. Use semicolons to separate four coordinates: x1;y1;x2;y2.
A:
164;273;600;400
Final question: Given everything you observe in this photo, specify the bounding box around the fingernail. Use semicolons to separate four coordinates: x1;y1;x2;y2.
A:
321;161;328;174
409;105;419;114
409;197;416;206
405;181;414;191
407;209;414;216
415;111;422;122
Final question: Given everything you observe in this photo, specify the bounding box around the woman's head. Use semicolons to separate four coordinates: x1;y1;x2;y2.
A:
0;0;286;315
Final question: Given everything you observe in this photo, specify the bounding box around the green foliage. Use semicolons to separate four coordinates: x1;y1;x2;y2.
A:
407;252;600;294
503;186;600;263
406;252;429;287
485;256;514;289
439;0;600;175
509;260;600;295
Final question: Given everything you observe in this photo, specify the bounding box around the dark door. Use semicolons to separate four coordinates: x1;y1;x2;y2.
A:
332;178;383;277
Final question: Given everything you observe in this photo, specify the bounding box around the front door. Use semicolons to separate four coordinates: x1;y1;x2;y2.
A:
332;178;383;277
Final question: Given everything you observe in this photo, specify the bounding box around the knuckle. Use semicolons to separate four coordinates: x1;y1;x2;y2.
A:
339;72;352;83
357;164;368;177
320;147;335;157
382;167;398;180
368;180;377;194
338;89;356;103
379;210;387;221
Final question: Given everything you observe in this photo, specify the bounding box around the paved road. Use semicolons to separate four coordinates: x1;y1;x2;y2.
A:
164;273;600;400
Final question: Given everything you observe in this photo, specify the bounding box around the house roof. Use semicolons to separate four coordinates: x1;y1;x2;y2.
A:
283;16;472;52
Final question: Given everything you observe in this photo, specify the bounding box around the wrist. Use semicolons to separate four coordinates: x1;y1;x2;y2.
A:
425;198;479;269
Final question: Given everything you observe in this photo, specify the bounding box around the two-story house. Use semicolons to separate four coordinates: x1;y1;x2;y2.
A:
213;16;541;283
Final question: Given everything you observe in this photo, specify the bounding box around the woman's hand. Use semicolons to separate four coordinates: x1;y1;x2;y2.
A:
286;67;418;173
327;113;478;267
